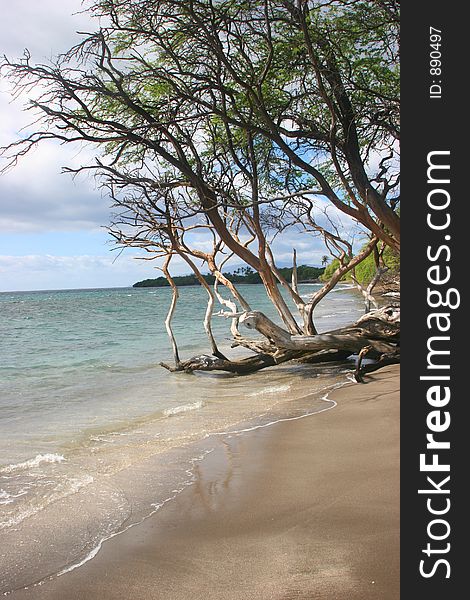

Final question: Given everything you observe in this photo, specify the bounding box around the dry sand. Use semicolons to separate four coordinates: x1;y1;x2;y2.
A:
11;365;399;600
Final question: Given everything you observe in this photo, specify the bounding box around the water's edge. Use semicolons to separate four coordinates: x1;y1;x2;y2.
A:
3;373;353;597
1;284;364;595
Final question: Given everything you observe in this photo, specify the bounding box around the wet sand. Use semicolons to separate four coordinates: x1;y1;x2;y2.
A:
11;365;399;600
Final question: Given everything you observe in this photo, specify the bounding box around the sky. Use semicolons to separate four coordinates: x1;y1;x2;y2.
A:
0;0;344;292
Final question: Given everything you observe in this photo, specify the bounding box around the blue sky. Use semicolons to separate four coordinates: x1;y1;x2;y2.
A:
0;1;351;292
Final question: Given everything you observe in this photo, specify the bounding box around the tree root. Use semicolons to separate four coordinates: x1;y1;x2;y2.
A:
354;349;400;383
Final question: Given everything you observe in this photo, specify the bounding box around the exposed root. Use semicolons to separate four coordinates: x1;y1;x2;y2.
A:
354;349;401;383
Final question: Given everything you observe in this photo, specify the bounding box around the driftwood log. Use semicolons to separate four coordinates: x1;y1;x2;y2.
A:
161;305;400;379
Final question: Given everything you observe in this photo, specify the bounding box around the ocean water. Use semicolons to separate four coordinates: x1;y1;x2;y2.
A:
0;283;364;594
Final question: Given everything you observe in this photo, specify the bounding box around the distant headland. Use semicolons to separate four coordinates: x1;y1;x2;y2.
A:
133;265;325;288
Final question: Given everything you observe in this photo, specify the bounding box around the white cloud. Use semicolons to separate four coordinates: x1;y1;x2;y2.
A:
0;139;110;232
0;247;207;291
1;0;96;60
0;1;108;234
0;253;156;291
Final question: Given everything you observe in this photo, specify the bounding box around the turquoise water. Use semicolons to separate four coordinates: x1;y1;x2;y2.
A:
0;284;362;464
0;283;364;593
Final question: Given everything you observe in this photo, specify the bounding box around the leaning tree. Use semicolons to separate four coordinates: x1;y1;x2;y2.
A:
1;0;400;378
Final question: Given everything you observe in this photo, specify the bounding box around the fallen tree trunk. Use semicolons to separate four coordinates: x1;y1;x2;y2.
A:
239;312;396;355
160;349;303;374
160;305;400;375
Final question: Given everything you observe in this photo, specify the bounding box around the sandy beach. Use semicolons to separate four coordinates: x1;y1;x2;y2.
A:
10;365;399;600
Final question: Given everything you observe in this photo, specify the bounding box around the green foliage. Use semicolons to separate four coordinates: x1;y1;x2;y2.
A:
320;246;400;284
382;245;401;272
133;274;215;288
353;246;400;285
92;0;399;216
133;265;324;287
320;259;344;282
352;254;376;284
289;265;324;282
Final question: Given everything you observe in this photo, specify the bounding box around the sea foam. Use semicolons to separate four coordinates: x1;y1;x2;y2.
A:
0;453;66;474
248;384;291;397
0;474;94;530
163;401;204;416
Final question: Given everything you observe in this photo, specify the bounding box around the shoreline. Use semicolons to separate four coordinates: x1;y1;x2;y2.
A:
9;364;399;599
1;364;351;595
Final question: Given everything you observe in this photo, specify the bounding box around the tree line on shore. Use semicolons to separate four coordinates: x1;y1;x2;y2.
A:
134;265;325;288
